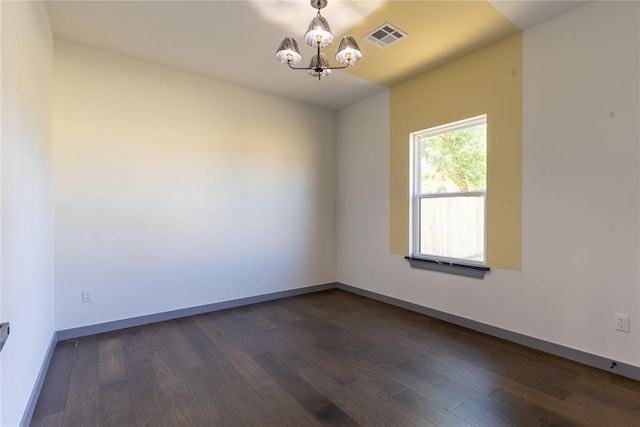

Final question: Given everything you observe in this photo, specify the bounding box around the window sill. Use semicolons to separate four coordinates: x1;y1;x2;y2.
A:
404;256;489;279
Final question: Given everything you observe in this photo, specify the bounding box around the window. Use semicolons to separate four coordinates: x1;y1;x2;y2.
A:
410;115;487;266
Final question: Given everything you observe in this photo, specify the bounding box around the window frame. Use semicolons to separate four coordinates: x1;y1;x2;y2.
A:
409;114;488;268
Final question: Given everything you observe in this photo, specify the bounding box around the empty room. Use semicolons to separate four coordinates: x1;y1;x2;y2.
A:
3;0;640;426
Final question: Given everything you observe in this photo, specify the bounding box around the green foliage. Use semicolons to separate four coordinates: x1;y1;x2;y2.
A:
420;124;486;193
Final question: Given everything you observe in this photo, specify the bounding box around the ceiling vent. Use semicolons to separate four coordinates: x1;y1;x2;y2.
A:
363;23;407;49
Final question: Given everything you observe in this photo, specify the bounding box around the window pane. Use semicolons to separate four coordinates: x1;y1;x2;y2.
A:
419;123;486;194
419;195;485;262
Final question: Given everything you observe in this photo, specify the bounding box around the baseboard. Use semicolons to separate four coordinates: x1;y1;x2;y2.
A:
20;331;58;427
336;282;640;382
57;282;336;340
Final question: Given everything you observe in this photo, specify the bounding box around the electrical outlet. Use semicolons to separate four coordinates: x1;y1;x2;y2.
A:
615;313;629;332
82;288;94;303
369;265;375;277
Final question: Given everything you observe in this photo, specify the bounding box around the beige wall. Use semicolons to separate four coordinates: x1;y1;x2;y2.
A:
53;42;337;330
390;33;523;271
1;1;55;425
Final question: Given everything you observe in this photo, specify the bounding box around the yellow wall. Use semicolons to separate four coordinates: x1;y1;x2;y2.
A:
390;33;522;271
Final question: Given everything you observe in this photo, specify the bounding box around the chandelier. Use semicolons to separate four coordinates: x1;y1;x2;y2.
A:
275;0;363;80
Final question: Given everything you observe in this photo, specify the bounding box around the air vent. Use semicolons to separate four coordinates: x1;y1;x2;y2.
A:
363;23;407;49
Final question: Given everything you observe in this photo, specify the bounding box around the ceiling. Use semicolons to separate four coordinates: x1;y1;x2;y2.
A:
45;0;588;110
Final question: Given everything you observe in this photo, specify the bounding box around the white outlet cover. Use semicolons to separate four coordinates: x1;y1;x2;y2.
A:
615;313;630;332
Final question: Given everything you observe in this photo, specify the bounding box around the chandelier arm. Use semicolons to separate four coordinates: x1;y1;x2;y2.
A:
325;63;350;70
287;62;311;70
288;43;350;71
286;61;351;71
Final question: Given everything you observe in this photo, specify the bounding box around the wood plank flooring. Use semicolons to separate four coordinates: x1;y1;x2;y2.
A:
30;289;640;426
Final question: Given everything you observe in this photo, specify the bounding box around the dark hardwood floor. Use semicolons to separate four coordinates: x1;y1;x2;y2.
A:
30;289;640;426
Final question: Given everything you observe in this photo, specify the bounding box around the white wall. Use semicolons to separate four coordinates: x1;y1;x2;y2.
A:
337;1;640;367
53;42;337;331
1;1;55;426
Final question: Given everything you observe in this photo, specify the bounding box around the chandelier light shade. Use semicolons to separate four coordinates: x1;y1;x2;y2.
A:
308;53;331;78
304;16;334;48
335;36;363;65
275;37;302;64
275;0;363;80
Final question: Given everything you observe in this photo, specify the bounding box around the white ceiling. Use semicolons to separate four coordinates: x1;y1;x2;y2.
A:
45;0;588;110
488;0;588;30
